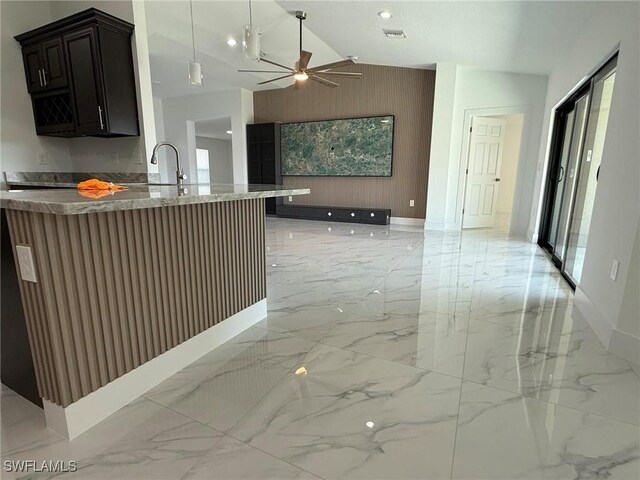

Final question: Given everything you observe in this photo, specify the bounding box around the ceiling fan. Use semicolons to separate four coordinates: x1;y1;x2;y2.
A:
238;11;362;88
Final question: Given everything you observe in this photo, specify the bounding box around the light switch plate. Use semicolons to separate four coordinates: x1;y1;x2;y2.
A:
16;245;37;283
409;200;415;207
111;152;120;165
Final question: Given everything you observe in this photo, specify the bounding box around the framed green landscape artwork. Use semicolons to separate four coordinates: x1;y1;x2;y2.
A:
280;115;394;176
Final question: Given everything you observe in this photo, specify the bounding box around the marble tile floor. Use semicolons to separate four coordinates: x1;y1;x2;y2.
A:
2;218;639;479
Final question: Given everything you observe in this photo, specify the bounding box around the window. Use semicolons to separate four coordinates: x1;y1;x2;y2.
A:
196;148;210;184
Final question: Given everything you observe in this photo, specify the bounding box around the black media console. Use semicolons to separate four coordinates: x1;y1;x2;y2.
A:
277;205;391;225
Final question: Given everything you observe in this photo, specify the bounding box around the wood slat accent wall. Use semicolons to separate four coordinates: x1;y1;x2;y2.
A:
253;64;435;219
6;199;266;407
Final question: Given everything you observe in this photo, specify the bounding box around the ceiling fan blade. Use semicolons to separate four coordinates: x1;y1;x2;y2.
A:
299;50;312;70
308;58;355;72
257;73;294;85
309;74;338;88
238;69;292;73
260;58;294;72
311;71;362;79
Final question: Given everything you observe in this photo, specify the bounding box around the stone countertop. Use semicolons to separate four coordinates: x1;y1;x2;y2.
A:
0;184;309;215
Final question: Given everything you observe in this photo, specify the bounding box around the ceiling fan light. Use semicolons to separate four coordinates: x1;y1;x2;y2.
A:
293;71;308;81
243;24;261;62
188;61;203;86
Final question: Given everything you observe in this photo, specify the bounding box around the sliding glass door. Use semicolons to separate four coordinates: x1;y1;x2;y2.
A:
539;55;617;287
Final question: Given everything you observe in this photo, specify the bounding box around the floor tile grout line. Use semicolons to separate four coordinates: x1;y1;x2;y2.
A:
446;230;476;480
458;377;640;427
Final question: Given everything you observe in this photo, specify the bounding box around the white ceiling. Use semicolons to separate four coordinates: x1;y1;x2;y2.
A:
146;1;599;99
195;117;233;140
145;0;342;99
275;0;597;74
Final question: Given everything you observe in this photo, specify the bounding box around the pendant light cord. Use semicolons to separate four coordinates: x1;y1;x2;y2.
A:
249;0;253;27
190;0;196;61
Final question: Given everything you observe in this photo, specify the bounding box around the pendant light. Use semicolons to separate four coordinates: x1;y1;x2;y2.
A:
243;0;261;62
188;0;203;86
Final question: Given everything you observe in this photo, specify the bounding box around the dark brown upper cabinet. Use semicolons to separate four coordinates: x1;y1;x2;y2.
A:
15;8;139;138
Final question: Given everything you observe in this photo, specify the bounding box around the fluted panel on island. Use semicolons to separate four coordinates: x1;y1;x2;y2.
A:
6;199;266;407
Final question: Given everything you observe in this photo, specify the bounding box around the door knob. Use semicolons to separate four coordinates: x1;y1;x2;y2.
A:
495;178;501;182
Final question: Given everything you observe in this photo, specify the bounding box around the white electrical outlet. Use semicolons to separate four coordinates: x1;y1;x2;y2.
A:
38;152;48;165
111;152;120;165
409;200;415;207
288;196;293;202
16;245;37;283
134;150;143;164
610;259;620;281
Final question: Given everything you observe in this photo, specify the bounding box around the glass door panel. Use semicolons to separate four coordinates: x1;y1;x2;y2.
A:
564;69;617;283
547;110;575;250
554;93;589;262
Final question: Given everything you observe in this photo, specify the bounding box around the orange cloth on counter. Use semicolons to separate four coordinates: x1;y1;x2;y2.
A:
77;189;116;199
77;178;128;191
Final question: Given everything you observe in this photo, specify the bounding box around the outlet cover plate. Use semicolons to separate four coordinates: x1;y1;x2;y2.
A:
610;259;620;281
16;245;37;283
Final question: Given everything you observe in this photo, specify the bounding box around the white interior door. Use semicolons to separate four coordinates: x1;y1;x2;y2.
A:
462;116;506;228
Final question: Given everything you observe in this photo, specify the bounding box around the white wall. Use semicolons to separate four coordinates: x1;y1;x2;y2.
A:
492;114;523;215
529;2;639;362
425;63;457;228
0;1;72;174
1;0;156;176
159;89;253;184
195;137;233;184
426;65;548;236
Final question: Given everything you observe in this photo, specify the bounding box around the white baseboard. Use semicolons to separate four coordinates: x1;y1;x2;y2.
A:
424;221;459;231
574;287;639;363
610;328;640;364
44;299;267;439
573;288;612;347
391;217;425;227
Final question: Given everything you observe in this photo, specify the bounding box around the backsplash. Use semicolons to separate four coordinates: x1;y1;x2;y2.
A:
4;171;161;187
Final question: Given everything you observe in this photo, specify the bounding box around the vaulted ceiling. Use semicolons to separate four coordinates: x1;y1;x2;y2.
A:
146;0;598;99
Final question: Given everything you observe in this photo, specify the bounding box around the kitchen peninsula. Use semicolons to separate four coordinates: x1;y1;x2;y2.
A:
0;184;309;439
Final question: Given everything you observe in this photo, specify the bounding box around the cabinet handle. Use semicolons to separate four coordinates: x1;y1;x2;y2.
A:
38;69;43;87
98;106;104;130
42;69;47;86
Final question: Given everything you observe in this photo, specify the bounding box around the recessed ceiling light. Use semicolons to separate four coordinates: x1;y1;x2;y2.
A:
378;11;392;19
227;38;237;47
226;130;232;134
295;367;307;375
366;421;375;428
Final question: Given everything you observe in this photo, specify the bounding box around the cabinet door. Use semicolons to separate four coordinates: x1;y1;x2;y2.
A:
64;27;106;134
41;38;67;89
21;45;44;93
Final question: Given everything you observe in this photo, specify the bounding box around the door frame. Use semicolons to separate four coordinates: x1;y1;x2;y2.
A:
537;53;618;289
457;106;530;233
461;116;507;229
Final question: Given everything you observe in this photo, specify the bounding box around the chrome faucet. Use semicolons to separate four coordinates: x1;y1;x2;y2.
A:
150;142;187;186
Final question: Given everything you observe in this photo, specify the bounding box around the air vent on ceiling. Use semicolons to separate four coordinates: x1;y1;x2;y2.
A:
383;28;407;39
